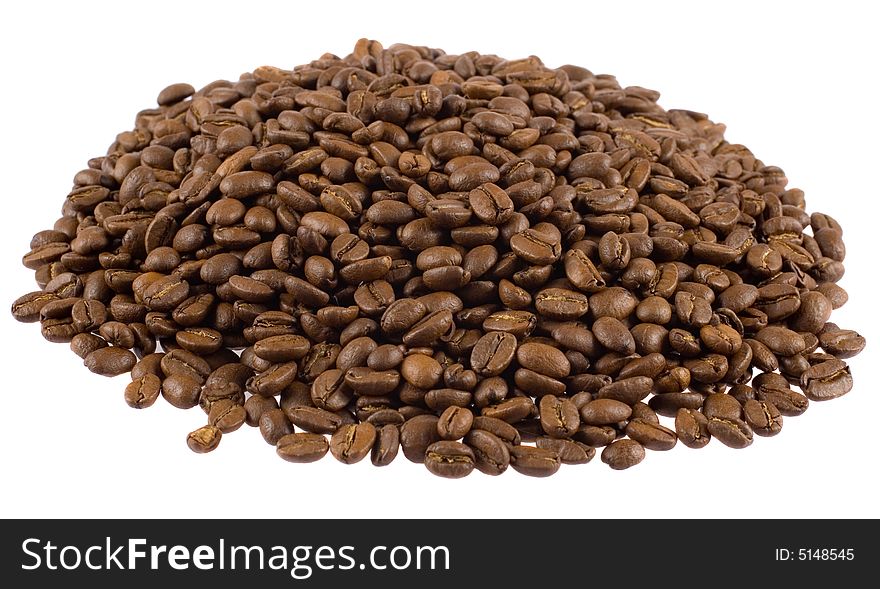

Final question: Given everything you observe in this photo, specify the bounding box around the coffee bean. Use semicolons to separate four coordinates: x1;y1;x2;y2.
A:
259;408;295;445
483;310;536;338
276;433;330;463
124;374;162;409
800;359;852;401
536;437;595;465
208;399;247;433
187;425;222;453
706;416;754;449
400;353;443;388
580;398;632;425
437;406;474;440
675;408;711;449
162;373;202;409
84;346;137;377
601;439;646;470
538;394;580;438
424;441;475;478
400;414;441;463
70;333;108;359
509;446;561;477
371;424;400;467
743;399;783;437
468;332;516;377
9;40;863;479
330;422;377;464
625;419;677;451
287;406;346;434
517;342;571;379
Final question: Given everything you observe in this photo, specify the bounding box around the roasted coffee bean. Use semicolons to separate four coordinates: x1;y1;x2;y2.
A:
538;395;580;438
702;393;743;420
208;399;247;433
469;332;516;381
259;408;295;445
84;346;137;377
470;183;514;225
400;414;442;463
276;433;330;463
124;374;162;409
464;429;510;475
371;424;401;467
625;419;677;451
424;441;475;478
706;416;754;449
596;376;653;405
70;333;108;359
330;423;377;464
601;439;646;470
580;398;632;425
536;437;595;465
509;446;561;477
437;406;474;440
400;353;443;389
675;408;711;449
162;373;202;409
818;328;866;359
287;406;346;434
483;310;536;338
592;317;635;355
743;399;783;437
534;288;589;321
517;341;570;379
187;426;222;454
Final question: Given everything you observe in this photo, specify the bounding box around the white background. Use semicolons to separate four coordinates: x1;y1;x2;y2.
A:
1;0;877;519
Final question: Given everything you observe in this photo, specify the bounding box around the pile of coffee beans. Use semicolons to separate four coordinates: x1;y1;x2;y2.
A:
11;39;865;477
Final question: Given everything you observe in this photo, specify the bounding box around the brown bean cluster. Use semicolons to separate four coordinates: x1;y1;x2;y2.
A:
12;39;866;477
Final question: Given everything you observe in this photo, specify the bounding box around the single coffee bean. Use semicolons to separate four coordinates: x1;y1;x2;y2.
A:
259;408;295;445
8;41;864;479
483;310;537;338
162;373;202;409
186;425;222;453
580;398;632;425
400;353;444;389
84;346;137;377
470;331;518;377
208;399;247;433
400;415;441;463
800;359;852;401
517;341;571;379
424;440;475;478
437;406;474;440
534;288;589;321
538;394;580;438
536;437;595;465
706;416;754;449
743;399;783;437
601;439;646;470
509;445;561;477
70;332;108;359
276;433;330;463
675;408;711;449
124;374;162;409
464;429;510;475
287;406;346;434
625;419;677;451
371;424;400;467
469;183;514;225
